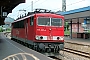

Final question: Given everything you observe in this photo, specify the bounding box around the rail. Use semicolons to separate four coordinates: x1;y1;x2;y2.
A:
4;32;90;60
64;48;90;58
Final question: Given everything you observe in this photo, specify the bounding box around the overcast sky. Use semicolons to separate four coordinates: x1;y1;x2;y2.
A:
8;0;90;19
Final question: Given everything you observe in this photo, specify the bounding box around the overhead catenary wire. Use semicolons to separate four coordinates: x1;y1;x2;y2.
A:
11;0;47;18
67;0;86;6
24;0;40;10
17;0;87;13
8;0;88;19
7;0;41;18
52;0;86;11
25;0;47;11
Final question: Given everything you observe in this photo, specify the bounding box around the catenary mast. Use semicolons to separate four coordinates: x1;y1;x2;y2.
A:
62;0;66;12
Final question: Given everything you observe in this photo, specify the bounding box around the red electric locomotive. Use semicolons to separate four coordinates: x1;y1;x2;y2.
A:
11;9;64;52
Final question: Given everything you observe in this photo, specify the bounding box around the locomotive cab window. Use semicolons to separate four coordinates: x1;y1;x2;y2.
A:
51;18;62;27
37;17;62;27
37;17;50;26
30;16;34;26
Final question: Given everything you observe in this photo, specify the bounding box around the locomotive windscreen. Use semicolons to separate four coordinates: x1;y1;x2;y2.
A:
51;18;62;26
37;17;50;26
37;17;62;27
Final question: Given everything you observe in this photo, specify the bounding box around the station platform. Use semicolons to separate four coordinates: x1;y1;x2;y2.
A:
0;33;53;60
64;36;90;45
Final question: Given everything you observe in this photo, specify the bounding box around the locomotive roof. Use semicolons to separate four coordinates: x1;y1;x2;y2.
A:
12;9;64;23
12;14;34;23
12;13;64;23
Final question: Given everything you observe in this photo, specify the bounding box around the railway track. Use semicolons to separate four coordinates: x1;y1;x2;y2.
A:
48;56;62;60
4;32;90;60
64;41;90;59
49;44;90;60
63;47;90;59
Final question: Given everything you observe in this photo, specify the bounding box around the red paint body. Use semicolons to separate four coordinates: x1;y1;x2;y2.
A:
11;13;64;43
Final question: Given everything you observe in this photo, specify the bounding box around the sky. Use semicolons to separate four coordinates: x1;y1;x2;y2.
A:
8;0;90;19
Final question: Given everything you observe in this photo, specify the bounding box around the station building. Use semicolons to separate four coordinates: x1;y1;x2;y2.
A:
58;6;90;39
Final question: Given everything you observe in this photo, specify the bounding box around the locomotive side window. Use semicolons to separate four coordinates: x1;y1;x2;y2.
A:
13;20;24;28
38;17;50;26
30;16;34;26
20;20;24;28
51;18;62;26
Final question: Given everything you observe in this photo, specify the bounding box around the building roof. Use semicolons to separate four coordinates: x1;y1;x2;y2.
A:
0;0;25;13
0;0;25;25
59;6;90;15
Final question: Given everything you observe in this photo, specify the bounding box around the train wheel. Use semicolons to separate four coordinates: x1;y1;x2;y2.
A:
33;45;37;51
30;45;33;49
22;42;25;46
27;43;29;47
54;48;56;53
47;48;51;53
55;46;59;53
34;46;36;51
18;40;21;44
42;48;45;53
24;43;27;46
37;48;41;52
25;43;27;47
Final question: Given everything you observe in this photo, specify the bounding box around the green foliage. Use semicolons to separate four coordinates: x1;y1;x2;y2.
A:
0;27;11;32
64;31;70;35
88;30;90;33
0;27;3;32
64;21;69;31
6;28;11;32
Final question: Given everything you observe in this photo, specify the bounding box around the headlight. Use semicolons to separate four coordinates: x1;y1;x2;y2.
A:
35;35;47;40
60;37;64;40
35;36;43;40
53;36;64;40
36;36;39;40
